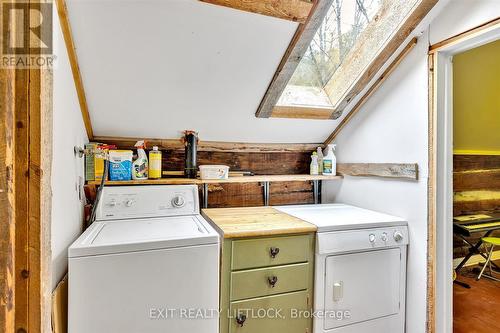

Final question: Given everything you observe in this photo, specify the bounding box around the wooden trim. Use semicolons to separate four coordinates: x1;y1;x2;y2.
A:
255;0;334;118
426;51;437;333
326;0;438;120
55;0;93;140
429;17;500;54
94;136;322;153
199;0;313;23
324;37;418;145
0;64;16;333
338;163;418;180
271;105;333;119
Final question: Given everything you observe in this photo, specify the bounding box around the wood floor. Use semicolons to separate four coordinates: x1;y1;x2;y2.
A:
454;262;500;333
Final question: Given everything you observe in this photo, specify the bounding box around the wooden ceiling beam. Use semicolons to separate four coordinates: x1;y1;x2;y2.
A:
255;0;334;118
199;0;314;23
55;0;94;140
94;136;321;153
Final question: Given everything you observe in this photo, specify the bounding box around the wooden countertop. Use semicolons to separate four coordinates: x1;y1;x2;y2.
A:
201;207;317;239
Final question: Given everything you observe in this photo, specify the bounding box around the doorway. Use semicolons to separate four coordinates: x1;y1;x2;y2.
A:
429;19;500;333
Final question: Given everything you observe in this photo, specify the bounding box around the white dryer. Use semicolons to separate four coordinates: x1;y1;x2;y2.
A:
68;185;219;333
276;204;408;333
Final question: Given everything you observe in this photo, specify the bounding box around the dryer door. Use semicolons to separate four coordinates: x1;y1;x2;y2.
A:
323;248;401;330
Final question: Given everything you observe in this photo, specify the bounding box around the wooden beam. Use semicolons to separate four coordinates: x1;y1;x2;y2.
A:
427;52;437;333
93;136;321;153
199;0;313;23
325;0;438;120
324;37;418;145
55;0;94;140
271;105;333;119
0;64;16;333
429;17;500;54
255;0;334;118
337;163;418;180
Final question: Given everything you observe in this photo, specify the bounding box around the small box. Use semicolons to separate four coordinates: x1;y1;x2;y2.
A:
85;143;107;181
199;165;229;180
108;150;133;181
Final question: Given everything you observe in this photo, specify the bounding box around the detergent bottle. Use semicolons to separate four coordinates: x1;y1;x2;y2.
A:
132;141;148;180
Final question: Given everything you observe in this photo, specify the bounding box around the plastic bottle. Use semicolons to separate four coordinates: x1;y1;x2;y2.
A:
132;141;148;180
149;146;162;179
310;152;319;175
322;144;337;176
317;147;324;174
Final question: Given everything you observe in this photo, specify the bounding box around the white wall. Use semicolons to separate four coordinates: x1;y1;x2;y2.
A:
323;1;500;332
51;6;89;290
64;0;337;143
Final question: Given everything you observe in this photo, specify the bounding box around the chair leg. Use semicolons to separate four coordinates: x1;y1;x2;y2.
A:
477;245;495;281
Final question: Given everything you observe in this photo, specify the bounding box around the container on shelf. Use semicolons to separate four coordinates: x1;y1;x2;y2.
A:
199;165;229;180
108;150;133;181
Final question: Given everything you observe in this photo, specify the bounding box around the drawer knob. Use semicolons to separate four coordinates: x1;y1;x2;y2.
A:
268;276;278;287
236;314;247;327
269;247;280;258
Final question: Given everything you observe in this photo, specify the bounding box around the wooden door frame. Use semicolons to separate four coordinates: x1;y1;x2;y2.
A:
427;18;500;333
0;1;53;331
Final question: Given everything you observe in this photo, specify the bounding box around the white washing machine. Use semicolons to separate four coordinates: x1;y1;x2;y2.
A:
68;185;219;333
276;204;408;333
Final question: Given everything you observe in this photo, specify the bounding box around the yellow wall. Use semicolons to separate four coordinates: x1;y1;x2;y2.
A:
453;40;500;155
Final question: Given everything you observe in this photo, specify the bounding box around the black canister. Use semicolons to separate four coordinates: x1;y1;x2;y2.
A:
184;131;198;178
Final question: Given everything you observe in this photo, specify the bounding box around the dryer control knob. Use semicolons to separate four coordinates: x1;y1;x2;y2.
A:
394;231;404;242
369;234;376;243
172;195;186;208
381;232;388;242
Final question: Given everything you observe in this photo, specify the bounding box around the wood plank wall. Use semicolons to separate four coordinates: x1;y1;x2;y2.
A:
453;154;500;257
167;150;314;207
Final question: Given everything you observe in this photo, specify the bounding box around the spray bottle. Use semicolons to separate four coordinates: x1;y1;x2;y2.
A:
132;140;148;180
322;144;337;176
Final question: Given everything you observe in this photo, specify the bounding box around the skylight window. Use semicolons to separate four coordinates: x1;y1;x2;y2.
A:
272;0;425;118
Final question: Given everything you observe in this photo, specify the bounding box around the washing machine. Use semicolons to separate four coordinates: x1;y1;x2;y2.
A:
276;204;408;333
68;185;219;333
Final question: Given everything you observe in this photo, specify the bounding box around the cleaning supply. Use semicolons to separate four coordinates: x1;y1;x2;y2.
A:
322;144;337;176
132;141;149;180
310;152;319;175
108;150;133;181
317;147;324;174
149;146;162;179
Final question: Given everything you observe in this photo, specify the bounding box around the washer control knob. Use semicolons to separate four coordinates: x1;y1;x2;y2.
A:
108;199;117;207
369;234;376;243
394;231;404;242
381;232;388;242
125;199;135;207
172;195;186;208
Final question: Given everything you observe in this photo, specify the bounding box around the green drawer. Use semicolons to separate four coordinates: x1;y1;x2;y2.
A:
229;290;311;333
231;235;311;270
231;263;309;301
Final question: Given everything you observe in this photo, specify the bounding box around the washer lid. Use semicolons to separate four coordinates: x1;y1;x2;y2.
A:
275;204;406;232
68;215;219;258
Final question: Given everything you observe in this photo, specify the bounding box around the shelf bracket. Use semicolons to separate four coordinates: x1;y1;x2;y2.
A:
202;183;209;209
261;181;270;206
312;180;322;204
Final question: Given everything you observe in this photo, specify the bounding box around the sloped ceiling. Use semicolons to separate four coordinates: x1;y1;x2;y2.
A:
65;0;338;143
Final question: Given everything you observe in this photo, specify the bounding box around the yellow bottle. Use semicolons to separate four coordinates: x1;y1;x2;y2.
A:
149;146;162;179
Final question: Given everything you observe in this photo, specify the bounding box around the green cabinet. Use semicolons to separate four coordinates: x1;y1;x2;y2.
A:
220;234;315;333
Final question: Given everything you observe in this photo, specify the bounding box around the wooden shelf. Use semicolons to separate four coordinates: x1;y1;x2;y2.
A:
86;174;342;186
